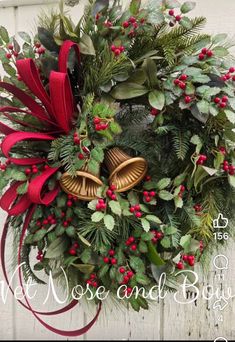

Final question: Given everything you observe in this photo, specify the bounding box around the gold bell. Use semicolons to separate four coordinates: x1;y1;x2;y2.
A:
59;163;103;201
104;147;148;192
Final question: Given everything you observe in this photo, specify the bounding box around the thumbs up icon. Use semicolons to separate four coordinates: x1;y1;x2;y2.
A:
213;213;228;229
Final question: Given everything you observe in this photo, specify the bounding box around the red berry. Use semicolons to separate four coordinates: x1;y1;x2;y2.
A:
111;45;116;52
174;79;180;86
221;75;227;81
145;175;151;181
219;147;226;155
201;48;207;55
13;51;18;57
92;281;98;288
103;257;109;263
169;22;175;27
38;47;45;54
69;248;76;256
67;200;73;207
86;280;92;285
78;153;85;160
184;96;191;104
25;168;31;175
134;204;141;211
73;242;79;249
35;42;41;48
123;21;130;28
131;244;137;251
126;287;132;294
222;95;228;103
226;73;231;80
111;194;117;201
180;185;185;192
214;97;221;104
129;236;135;243
155;232;163;239
149;191;156;197
107;189;113;197
114;49;121;56
135;211;142;218
143;191;149;197
123;276;129;283
6;53;12;59
111;258;117;265
127;271;134;278
42;219;48;225
180;74;188;81
152;237;158;243
206;50;213;57
198;53;205;61
182;255;188;262
130;206;135;213
109;249;115;256
223;164;229;172
229;165;235;175
150;108;159;116
8;44;14;50
219;102;227;108
110;184;116;191
32;168;38;174
176;262;184;270
93;117;101;124
119;267;125;274
129;16;136;23
169;9;174;16
179;82;186;90
90;273;96;279
229;67;235;73
145;196;151;202
175;15;182;22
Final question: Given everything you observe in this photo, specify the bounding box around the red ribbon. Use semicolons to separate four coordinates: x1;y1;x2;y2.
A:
58;40;80;73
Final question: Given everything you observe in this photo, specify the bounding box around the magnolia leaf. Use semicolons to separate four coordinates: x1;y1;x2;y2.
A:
128;69;147;84
45;236;69;258
91;211;104;222
202;166;217;176
180;1;196;13
147;241;165;266
80;34;96;55
0;26;9;43
191;104;209;123
18;31;31;43
104;214;115;230
165;0;181;8
130;0;141;15
149;90;165;110
38;27;59;52
111;82;148;99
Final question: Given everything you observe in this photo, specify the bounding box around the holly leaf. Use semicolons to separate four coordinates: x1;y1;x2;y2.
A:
0;26;9;43
157;178;171;190
91;211;104;222
129;256;145;273
138;240;148;253
158;190;174;201
108;200;122;216
17;182;28;195
33;229;47;242
225;110;235;124
65;226;76;237
18;31;31;43
135;273;150;285
141;218;151;232
104;214;115;230
145;215;162;224
174;196;183;208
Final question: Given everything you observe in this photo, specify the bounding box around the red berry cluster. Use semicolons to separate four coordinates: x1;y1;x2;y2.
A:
221;66;235;82
213;95;228;109
145;175;151;181
150;107;159;116
93;117;109;131
103;249;117;265
104;20;113;28
222;160;235;175
106;184;117;201
67;194;77;207
0;159;10;171
62;217;72;228
36;214;57;229
196;154;207;165
111;44;125;56
96;198;107;211
176;254;195;269
69;241;79;256
25;164;39;175
151;230;164;244
73;132;80;145
125;236;137;251
194;203;202;212
198;47;213;61
219;146;226;155
122;16;143;38
36;250;44;261
129;204;142;218
119;267;134;285
168;9;182;26
5;43;19;59
143;190;156;202
86;273;98;288
173;74;188;90
34;42;45;55
178;185;185;198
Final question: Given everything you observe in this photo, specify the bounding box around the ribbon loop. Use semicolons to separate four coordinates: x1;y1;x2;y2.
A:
58;40;81;73
0;182;31;215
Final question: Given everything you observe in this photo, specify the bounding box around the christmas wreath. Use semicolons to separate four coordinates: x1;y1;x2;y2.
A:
0;0;235;336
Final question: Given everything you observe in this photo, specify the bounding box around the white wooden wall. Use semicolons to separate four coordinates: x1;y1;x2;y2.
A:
0;0;235;340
